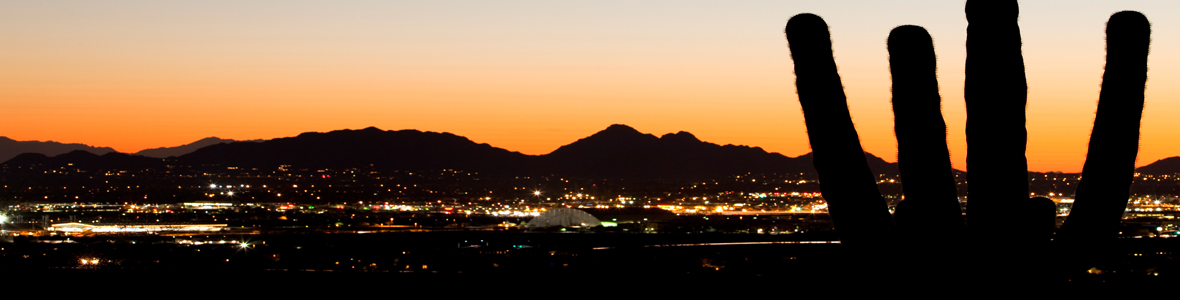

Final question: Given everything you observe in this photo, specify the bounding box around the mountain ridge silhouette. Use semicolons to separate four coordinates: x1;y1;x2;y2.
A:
0;136;116;163
134;137;263;158
9;124;1177;178
3;125;897;179
1134;156;1180;175
178;127;533;173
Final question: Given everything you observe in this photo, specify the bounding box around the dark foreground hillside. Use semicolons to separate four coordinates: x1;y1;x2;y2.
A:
4;231;1175;289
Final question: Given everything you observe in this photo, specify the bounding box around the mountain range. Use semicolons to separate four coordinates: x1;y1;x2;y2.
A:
0;136;259;162
0;136;116;163
173;125;898;178
4;124;1180;178
134;137;263;158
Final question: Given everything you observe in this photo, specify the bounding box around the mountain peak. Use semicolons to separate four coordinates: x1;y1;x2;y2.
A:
134;137;262;158
571;124;655;143
601;124;641;135
1136;156;1180;175
193;137;229;143
660;131;701;143
58;150;101;160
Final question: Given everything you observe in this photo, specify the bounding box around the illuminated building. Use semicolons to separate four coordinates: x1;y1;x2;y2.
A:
49;222;228;233
526;208;601;228
183;201;236;210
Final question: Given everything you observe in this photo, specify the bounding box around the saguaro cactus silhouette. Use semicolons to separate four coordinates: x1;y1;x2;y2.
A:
785;13;894;248
785;0;1151;280
1058;11;1152;245
887;25;963;235
963;0;1031;241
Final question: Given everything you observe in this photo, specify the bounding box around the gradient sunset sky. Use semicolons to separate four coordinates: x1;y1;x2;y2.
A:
3;1;1178;172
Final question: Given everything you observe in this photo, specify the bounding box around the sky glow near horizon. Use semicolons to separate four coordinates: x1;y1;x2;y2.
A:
2;0;1179;172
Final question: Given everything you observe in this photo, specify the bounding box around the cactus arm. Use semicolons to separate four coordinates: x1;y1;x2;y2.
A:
786;13;894;247
1060;11;1151;243
888;25;964;233
963;0;1030;239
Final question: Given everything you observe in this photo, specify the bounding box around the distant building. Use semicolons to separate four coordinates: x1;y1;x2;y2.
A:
182;201;236;210
49;222;227;233
526;208;601;228
581;207;678;225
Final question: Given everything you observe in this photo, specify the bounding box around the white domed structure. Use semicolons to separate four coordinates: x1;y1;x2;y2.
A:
526;208;602;228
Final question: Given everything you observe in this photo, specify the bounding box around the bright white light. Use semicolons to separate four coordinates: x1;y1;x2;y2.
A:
210;184;217;189
534;191;541;196
227;191;234;196
0;215;7;223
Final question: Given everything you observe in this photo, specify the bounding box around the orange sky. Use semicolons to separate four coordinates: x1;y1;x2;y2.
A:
3;1;1179;172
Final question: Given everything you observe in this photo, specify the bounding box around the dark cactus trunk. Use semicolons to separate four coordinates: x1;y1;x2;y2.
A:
887;25;964;234
1059;11;1151;244
786;13;893;248
963;0;1030;239
888;25;966;282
